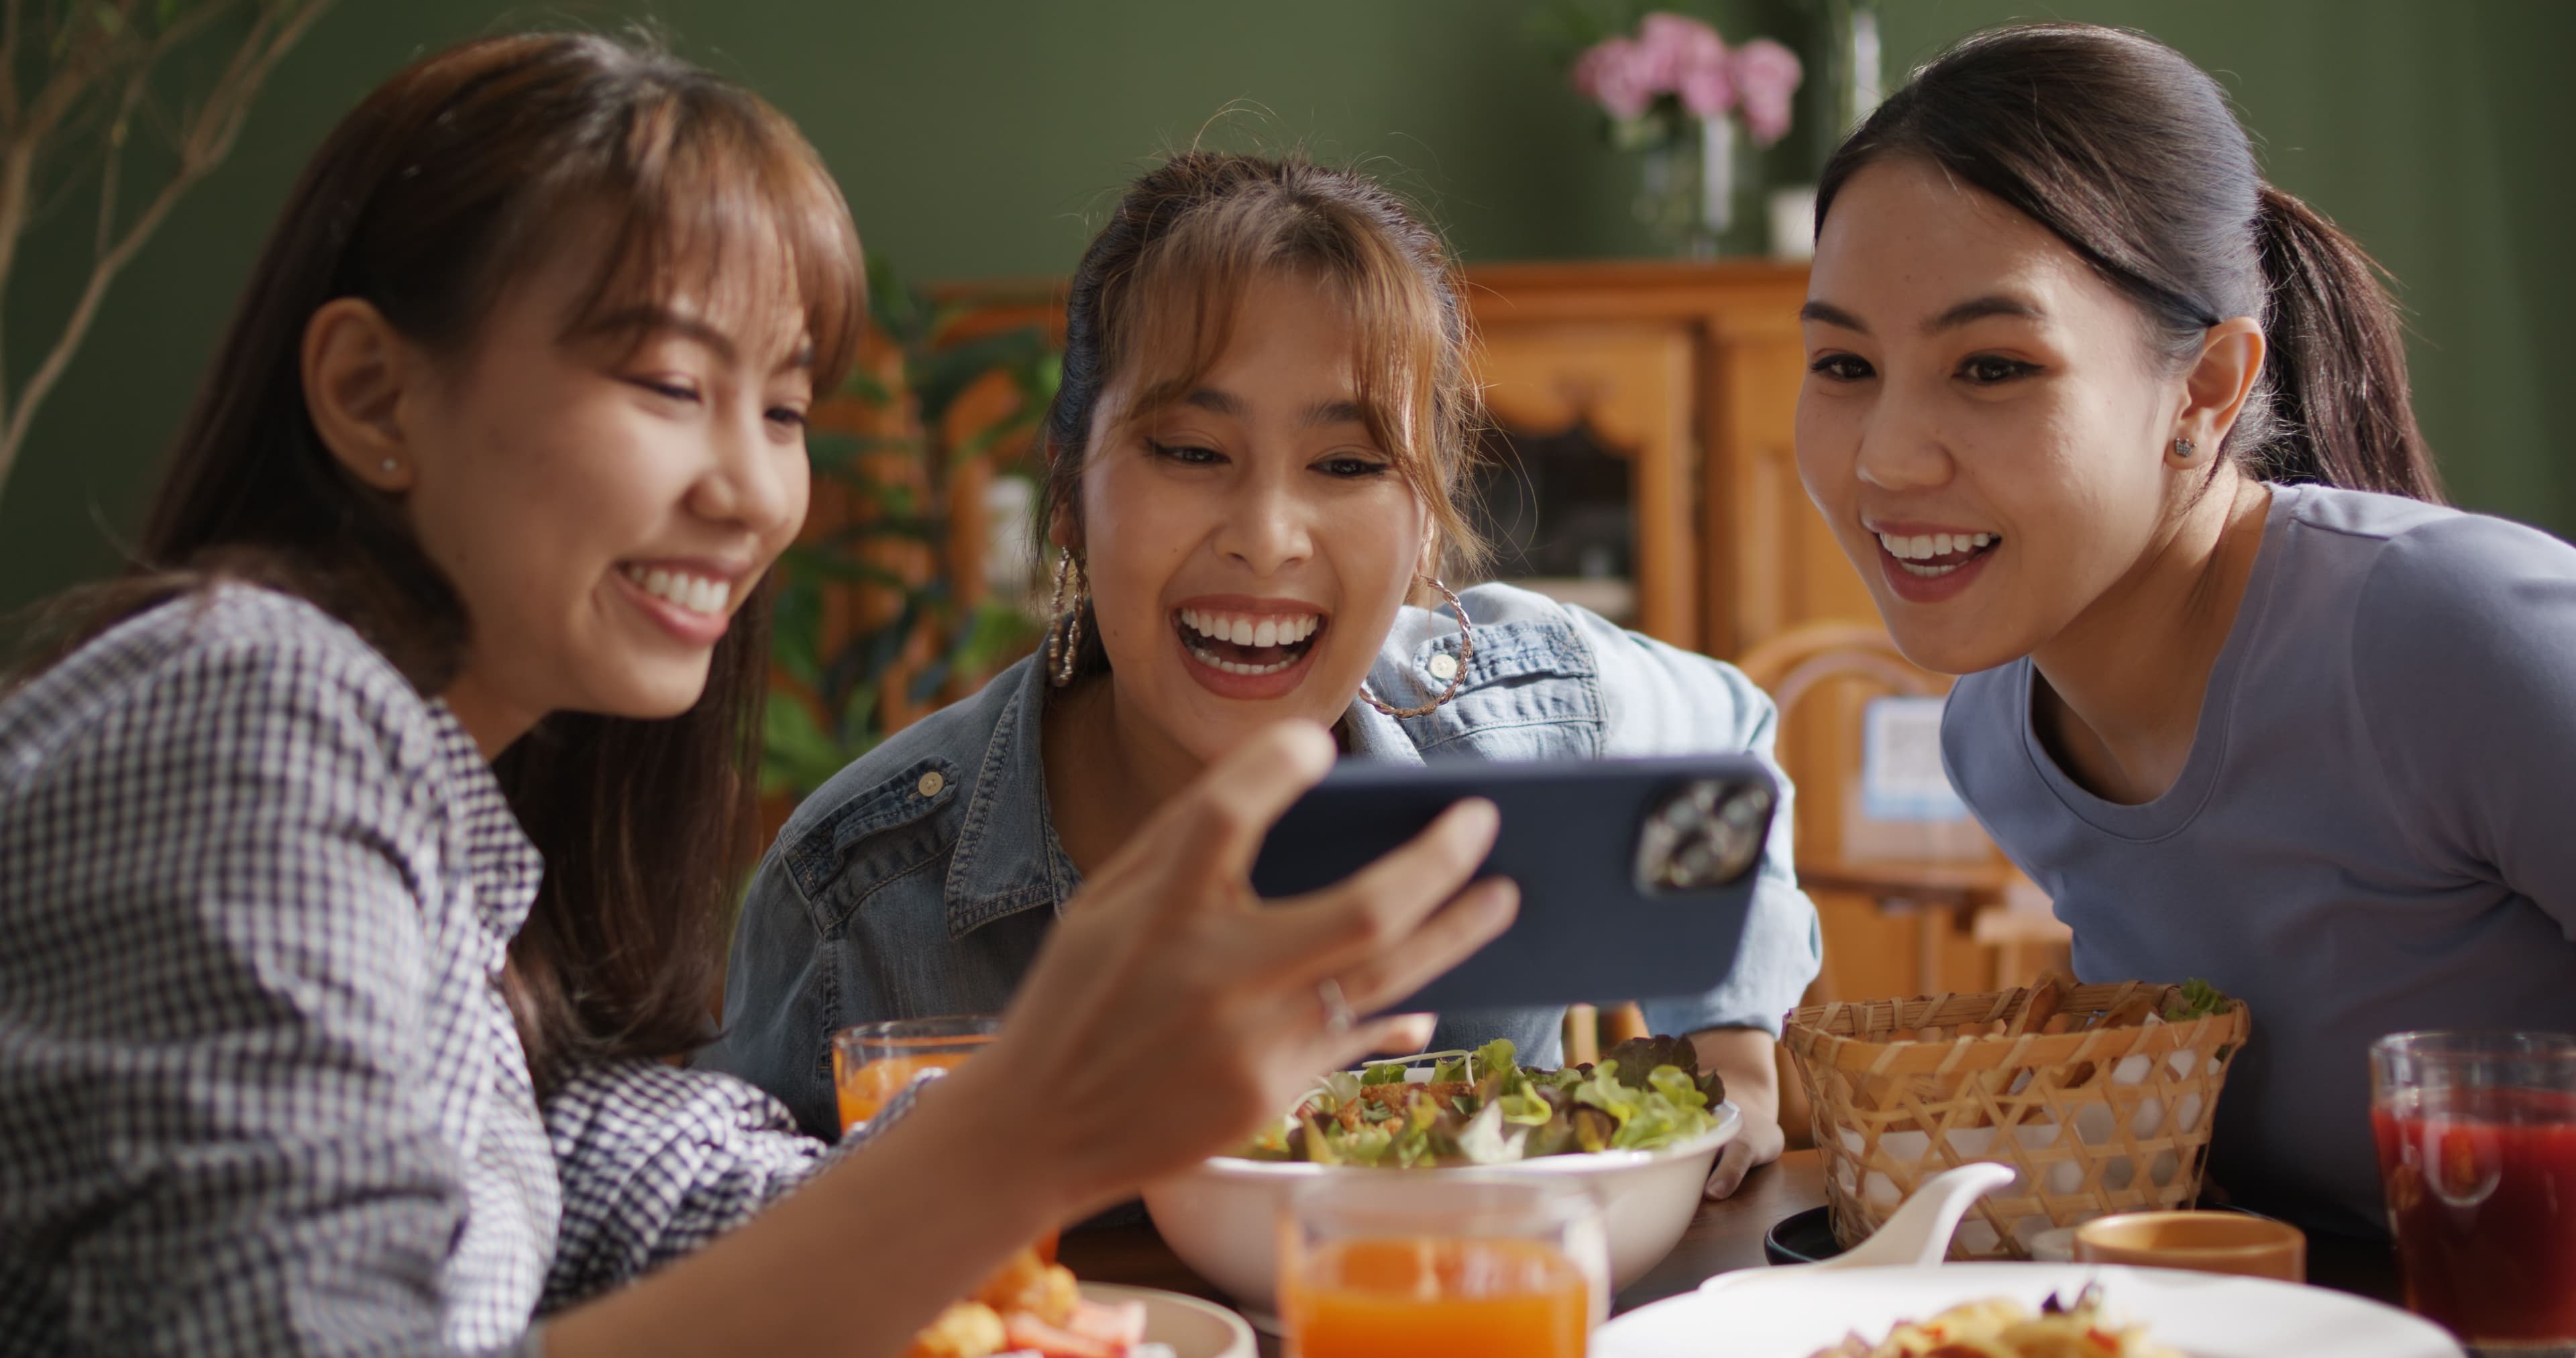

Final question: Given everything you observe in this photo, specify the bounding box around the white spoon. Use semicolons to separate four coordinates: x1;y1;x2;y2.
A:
1703;1161;2018;1290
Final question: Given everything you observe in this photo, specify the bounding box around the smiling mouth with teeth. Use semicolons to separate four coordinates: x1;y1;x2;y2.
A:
1175;606;1325;676
621;563;734;617
1876;529;2002;578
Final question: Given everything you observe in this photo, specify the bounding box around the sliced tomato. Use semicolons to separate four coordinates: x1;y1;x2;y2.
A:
1001;1312;1120;1358
1063;1300;1146;1347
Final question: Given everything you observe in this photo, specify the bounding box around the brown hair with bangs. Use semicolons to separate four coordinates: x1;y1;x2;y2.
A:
17;31;863;1094
1040;152;1484;679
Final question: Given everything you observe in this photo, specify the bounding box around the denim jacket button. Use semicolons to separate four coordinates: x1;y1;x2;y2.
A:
916;771;946;799
1427;653;1460;682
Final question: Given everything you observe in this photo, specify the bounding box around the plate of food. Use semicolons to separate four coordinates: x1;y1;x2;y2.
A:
903;1245;1256;1358
1140;1036;1739;1324
1589;1263;2464;1358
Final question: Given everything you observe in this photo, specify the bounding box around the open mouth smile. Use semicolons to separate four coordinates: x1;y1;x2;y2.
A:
1876;529;2000;578
1175;606;1324;675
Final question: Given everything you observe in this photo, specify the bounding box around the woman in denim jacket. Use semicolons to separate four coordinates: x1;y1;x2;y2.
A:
706;153;1821;1197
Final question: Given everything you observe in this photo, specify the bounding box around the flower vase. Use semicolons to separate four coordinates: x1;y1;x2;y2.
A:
1632;115;1740;259
1822;0;1884;137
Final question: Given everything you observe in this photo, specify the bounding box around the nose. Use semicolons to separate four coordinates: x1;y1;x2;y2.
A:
688;407;804;541
1211;464;1315;577
1853;378;1955;494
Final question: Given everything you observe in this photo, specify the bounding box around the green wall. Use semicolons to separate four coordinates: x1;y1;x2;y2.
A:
2;0;2568;620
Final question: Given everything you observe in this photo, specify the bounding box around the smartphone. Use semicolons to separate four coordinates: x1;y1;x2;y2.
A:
1248;755;1778;1015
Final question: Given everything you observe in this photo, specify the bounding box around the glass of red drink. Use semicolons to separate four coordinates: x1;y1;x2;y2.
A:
2371;1031;2576;1356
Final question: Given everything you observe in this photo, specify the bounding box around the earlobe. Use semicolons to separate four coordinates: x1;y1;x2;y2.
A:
303;298;418;493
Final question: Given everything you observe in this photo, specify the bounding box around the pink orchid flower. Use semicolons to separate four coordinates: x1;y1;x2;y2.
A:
1572;36;1658;121
1731;38;1804;146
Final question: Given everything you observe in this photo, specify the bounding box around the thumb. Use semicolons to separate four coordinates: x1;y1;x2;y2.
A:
1703;1139;1752;1200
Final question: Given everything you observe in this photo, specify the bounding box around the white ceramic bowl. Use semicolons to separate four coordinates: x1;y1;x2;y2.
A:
1077;1282;1256;1358
1140;1100;1739;1323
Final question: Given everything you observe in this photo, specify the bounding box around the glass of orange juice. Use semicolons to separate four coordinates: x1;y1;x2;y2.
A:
830;1014;1000;1129
831;1014;1058;1263
1279;1175;1609;1358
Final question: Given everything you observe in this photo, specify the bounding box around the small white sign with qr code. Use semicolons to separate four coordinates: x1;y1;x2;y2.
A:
1860;695;1971;822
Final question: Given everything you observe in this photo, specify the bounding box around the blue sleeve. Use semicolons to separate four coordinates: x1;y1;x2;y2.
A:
696;850;842;1139
1569;608;1824;1036
2353;516;2576;941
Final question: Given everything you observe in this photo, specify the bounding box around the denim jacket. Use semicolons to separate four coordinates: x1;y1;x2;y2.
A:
702;583;1821;1138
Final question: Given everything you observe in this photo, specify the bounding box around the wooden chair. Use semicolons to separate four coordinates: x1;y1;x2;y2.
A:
1734;620;2066;1002
1733;621;2068;1147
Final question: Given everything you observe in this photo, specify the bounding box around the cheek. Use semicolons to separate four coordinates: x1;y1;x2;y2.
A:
1792;382;1862;506
1330;488;1427;595
1077;460;1194;621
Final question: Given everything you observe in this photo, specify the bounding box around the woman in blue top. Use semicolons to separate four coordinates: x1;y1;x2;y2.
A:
708;152;1823;1197
1794;23;2576;1240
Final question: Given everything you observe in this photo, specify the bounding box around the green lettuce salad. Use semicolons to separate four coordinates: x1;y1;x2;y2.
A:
1236;1036;1727;1168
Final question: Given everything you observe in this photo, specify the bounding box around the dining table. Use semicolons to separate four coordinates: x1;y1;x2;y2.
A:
1059;1149;2411;1357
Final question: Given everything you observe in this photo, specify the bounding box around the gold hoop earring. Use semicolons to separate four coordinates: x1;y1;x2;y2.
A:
1360;578;1474;719
1045;550;1088;687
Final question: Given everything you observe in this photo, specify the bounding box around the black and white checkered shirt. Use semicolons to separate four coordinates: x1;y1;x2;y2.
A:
0;587;881;1355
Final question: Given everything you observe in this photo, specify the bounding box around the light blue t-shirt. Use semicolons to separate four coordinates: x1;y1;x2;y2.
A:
1944;484;2576;1239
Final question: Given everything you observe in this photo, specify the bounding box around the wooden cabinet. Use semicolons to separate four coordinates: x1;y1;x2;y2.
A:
1458;260;1872;657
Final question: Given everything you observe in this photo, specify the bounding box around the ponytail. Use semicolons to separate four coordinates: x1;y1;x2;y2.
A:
2245;184;2442;501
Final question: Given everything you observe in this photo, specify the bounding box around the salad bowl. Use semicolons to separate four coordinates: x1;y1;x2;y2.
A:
1140;1099;1738;1325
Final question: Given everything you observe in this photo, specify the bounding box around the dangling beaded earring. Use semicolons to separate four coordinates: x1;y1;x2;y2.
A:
1360;578;1475;719
1045;549;1089;687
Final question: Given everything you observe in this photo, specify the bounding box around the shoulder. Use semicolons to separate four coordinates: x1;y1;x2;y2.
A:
1;585;444;795
2338;496;2576;618
2337;494;2576;709
767;655;1030;905
1373;583;1771;756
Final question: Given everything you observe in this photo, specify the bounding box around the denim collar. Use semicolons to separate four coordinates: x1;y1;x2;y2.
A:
943;656;1082;940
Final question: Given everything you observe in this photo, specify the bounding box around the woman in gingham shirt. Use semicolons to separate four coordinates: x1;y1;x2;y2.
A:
0;33;1515;1357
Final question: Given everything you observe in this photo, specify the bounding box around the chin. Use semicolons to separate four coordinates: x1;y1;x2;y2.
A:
588;666;716;722
1876;608;2022;678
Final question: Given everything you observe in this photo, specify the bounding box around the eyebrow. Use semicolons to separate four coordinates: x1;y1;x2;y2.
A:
1798;294;2049;337
1180;388;1246;417
590;305;814;372
1301;398;1368;429
1799;299;1869;333
1176;390;1368;429
1926;294;2045;333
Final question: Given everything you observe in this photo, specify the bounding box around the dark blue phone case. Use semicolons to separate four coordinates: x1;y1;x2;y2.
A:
1248;755;1778;1015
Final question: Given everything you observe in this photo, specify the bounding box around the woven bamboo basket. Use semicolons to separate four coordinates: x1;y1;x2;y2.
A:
1782;981;2251;1260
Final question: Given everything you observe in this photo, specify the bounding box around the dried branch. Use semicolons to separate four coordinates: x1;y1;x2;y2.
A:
0;0;333;500
1;1;25;129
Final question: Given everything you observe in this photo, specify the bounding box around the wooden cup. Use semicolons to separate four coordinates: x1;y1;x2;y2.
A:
2074;1210;2306;1283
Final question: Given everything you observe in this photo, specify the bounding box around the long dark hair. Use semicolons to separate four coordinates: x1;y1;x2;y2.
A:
21;32;863;1093
1038;152;1487;678
1817;23;2439;502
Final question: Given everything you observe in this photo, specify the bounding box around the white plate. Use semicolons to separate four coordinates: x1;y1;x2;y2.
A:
1078;1282;1257;1358
1591;1263;2464;1358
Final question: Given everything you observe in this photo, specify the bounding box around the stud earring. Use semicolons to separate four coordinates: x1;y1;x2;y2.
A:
1359;578;1474;719
380;457;399;474
2170;437;2196;460
1044;549;1089;687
